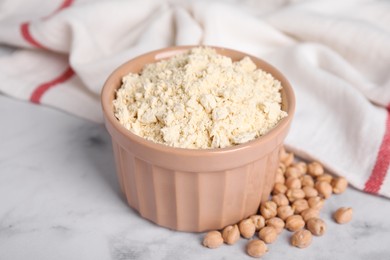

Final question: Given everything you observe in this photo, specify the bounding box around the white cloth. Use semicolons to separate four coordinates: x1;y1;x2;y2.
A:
1;0;389;197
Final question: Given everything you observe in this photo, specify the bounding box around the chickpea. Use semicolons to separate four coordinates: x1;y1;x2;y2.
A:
277;205;294;221
239;218;256;239
307;161;324;177
316;173;333;184
258;226;278;244
285;166;301;178
279;146;288;160
275;170;285;184
203;231;223;248
222;224;240;245
333;207;353;224
294;162;307;175
291;230;312;248
302;186;318;198
307;196;324;210
272;193;289;207
285;215;305;232
300;175;314;187
278;162;287;174
315;181;332;199
285;177;302;189
273;183;287;195
286;188;305;202
260;201;277;219
306;218;326;236
300;208;319;222
266;217;285;234
246;239;268;258
332;177;348;194
291;199;309;214
250;215;266;231
281;153;294;167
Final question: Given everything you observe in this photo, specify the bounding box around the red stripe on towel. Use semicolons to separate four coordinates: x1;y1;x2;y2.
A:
30;66;75;104
20;0;74;48
57;0;74;11
364;106;390;194
20;22;46;49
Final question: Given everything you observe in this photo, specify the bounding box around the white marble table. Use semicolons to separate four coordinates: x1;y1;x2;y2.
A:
1;95;389;260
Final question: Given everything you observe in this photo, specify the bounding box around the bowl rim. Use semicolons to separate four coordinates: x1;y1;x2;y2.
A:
101;45;295;156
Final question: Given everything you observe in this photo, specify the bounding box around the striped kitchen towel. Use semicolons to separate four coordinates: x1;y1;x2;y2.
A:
0;0;389;197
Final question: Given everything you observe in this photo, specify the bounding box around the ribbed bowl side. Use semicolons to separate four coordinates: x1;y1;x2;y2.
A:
261;145;280;202
150;166;179;230
111;142;125;195
112;141;281;232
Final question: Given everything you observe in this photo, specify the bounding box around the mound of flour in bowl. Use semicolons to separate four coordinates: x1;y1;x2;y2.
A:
113;47;287;149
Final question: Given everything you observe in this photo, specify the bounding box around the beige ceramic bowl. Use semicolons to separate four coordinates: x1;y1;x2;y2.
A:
101;46;295;232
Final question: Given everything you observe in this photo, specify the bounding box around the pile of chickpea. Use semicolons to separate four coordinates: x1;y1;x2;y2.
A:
202;147;353;258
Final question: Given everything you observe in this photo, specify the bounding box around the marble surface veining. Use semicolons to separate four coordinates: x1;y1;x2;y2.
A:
0;95;389;260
